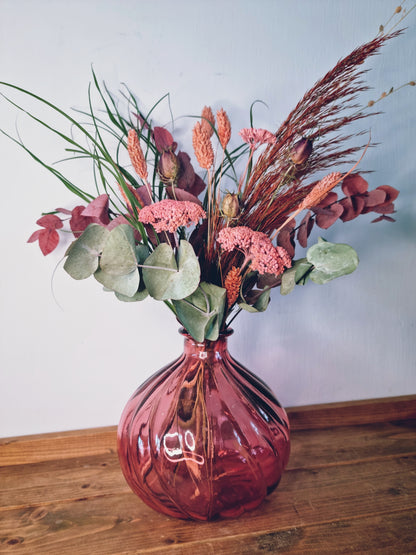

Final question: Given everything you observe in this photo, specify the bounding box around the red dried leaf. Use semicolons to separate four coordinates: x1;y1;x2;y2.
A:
133;113;150;131
153;127;175;152
315;191;338;209
341;173;369;196
81;194;110;225
371;214;396;223
177;151;206;197
55;207;72;215
70;205;91;237
166;187;203;205
377;185;399;203
38;228;60;255
363;188;386;208
27;230;42;243
313;203;344;229
36;214;63;230
277;220;296;258
339;195;366;222
297;211;314;248
372;202;396;215
135;185;152;207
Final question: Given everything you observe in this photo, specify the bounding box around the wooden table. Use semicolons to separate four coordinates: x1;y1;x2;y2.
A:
1;395;415;554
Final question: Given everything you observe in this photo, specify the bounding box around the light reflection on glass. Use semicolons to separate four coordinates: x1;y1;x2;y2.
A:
163;431;204;465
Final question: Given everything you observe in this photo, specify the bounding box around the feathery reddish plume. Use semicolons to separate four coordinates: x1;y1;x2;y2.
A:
237;31;401;236
192;122;214;170
201;106;215;137
127;129;148;181
217;108;231;149
224;266;241;307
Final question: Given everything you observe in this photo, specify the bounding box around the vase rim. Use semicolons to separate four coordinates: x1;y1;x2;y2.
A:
179;327;234;340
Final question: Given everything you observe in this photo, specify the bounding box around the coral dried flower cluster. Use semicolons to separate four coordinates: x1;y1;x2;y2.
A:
1;25;407;342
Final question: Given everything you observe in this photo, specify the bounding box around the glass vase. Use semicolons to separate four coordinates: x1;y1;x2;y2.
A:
117;329;290;521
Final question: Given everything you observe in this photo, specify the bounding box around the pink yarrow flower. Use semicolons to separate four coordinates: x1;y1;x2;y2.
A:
138;199;206;233
239;128;276;149
218;226;292;276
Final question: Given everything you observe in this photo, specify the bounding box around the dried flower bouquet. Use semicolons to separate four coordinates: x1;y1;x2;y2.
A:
1;18;412;342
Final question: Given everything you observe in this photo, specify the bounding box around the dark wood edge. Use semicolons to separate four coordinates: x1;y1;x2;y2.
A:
287;394;416;430
1;395;415;466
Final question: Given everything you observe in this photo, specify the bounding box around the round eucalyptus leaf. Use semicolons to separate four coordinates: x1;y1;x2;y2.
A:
63;224;109;280
142;240;200;301
307;240;359;284
115;288;149;302
94;267;140;297
100;225;138;276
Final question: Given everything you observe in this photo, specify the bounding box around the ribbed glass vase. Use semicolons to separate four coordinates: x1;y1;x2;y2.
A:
117;329;290;521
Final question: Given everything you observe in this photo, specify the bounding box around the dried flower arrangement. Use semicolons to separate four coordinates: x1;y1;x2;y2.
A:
0;9;413;342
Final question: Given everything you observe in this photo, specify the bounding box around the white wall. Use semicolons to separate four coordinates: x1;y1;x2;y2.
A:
0;0;415;437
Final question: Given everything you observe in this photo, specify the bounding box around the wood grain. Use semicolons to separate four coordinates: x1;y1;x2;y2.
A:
0;396;415;554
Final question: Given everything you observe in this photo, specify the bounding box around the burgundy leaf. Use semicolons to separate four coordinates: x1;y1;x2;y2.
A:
315;191;338;209
153;127;175;152
341;173;369;196
36;214;63;230
135;185;152;207
339;195;366;222
372;214;396;223
277;221;296;258
27;230;42;243
297;211;314;248
372;202;396;215
188;174;206;197
81;194;110;224
313;203;344;229
70;205;92;237
166;187;203;205
363;188;386;208
177;151;206;197
377;185;399;203
55;207;72;215
38;228;60;255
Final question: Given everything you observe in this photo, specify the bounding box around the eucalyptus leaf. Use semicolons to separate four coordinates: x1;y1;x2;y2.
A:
142;240;200;301
280;267;296;295
239;288;271;313
136;244;150;264
295;260;313;285
94;267;140;297
115;288;149;302
100;224;138;276
63;224;109;280
173;282;226;342
307;240;359;284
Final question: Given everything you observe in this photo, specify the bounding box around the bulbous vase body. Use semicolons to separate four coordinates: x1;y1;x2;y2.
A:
117;330;290;520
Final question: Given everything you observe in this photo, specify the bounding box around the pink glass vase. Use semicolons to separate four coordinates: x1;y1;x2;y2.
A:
117;329;290;521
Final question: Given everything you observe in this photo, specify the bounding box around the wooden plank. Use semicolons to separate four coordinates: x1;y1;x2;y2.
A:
287;419;416;469
0;455;415;554
163;510;416;554
287;394;416;431
0;427;117;467
0;396;413;466
1;396;415;467
1;420;415;510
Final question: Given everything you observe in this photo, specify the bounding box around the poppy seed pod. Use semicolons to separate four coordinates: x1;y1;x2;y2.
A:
222;193;241;220
158;150;180;183
290;138;313;165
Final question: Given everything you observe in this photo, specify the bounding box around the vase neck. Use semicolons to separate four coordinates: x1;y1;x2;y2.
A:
181;330;232;362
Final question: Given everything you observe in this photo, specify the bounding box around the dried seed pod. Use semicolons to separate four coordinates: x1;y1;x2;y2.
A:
290;138;313;165
221;193;240;220
158;150;180;183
